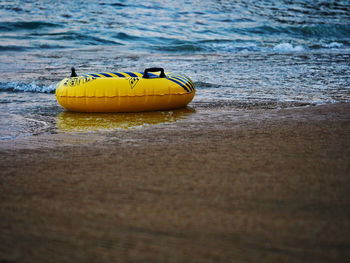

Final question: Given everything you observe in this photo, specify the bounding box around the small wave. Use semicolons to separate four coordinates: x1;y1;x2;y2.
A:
156;43;204;52
113;32;142;41
240;24;350;39
0;45;31;52
194;81;220;89
38;44;66;49
273;43;305;52
0;82;56;93
99;2;126;7
289;24;350;38
35;31;122;45
324;42;344;49
0;44;67;52
0;21;61;32
242;25;285;35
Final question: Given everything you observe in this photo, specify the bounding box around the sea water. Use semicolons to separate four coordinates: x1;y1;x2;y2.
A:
0;0;350;140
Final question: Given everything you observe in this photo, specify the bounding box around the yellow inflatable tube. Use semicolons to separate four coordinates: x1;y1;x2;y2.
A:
55;67;195;112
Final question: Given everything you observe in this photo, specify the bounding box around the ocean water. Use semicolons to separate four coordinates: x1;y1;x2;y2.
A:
0;0;350;140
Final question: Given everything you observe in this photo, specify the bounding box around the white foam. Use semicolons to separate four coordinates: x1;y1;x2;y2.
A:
324;42;344;49
0;82;56;93
273;43;305;52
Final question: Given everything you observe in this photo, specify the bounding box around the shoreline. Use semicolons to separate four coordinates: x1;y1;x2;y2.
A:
1;101;348;149
1;103;350;262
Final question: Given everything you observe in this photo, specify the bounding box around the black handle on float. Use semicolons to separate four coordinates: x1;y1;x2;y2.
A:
143;67;166;79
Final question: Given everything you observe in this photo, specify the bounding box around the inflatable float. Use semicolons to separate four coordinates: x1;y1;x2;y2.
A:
55;67;195;112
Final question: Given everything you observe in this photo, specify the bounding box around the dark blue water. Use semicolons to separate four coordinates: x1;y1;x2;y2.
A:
1;0;350;53
0;0;350;139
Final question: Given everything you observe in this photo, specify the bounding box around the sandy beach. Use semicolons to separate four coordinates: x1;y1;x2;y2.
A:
1;103;350;263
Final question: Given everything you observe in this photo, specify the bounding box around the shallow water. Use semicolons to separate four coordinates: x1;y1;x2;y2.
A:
0;0;350;140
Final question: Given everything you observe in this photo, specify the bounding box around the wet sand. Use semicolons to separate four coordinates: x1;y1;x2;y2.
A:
1;103;350;263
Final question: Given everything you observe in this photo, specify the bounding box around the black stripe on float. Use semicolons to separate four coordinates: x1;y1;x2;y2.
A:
99;73;113;78
170;75;194;91
167;77;190;92
178;76;194;91
110;72;126;78
170;76;193;92
124;72;138;77
89;73;101;78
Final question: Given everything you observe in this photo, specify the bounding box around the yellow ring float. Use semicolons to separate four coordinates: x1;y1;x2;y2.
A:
55;67;195;112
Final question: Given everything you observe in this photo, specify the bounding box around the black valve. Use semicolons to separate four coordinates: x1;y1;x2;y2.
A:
70;67;77;77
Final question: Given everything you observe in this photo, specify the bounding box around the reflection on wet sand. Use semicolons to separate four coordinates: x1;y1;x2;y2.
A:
56;107;195;132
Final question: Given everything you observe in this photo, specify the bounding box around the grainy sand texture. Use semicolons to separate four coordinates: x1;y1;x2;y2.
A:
1;103;350;263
